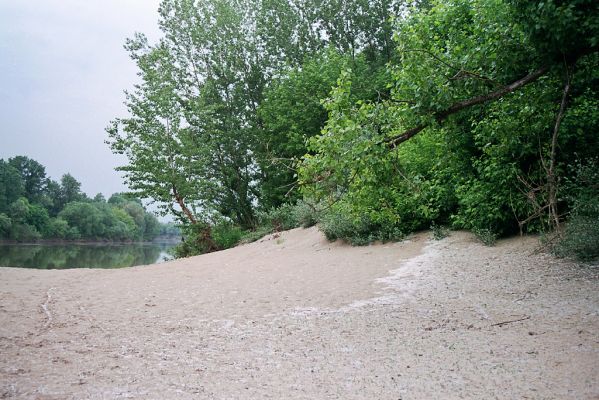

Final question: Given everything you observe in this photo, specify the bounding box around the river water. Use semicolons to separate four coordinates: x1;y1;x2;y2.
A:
0;242;177;269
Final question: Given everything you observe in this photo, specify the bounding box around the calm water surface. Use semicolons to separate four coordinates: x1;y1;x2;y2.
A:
0;242;177;269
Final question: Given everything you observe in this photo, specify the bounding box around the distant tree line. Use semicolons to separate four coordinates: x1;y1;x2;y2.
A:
0;156;167;242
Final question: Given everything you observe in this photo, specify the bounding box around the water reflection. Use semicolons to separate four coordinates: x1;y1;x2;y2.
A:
0;242;176;269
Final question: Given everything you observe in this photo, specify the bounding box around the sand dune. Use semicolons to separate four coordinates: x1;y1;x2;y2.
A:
0;227;597;399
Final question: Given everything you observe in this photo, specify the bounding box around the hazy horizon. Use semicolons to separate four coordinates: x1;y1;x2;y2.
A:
0;1;162;199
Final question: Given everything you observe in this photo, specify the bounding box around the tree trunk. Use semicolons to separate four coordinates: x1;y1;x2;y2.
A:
547;74;571;230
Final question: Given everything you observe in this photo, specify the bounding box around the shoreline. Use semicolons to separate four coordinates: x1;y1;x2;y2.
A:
1;227;597;399
0;237;181;246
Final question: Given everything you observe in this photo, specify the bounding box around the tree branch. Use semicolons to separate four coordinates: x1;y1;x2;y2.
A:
387;65;549;148
386;46;598;149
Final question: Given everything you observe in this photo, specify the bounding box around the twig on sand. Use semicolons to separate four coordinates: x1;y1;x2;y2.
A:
490;316;531;327
41;288;56;329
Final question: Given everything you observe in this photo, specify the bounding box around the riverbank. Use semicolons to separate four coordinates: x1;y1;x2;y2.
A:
0;236;181;245
0;227;597;399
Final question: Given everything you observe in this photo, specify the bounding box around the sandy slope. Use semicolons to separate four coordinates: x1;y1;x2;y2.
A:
0;227;597;399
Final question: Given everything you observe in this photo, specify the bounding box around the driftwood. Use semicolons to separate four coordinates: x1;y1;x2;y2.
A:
490;316;531;327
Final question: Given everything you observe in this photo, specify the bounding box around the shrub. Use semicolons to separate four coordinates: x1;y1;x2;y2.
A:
473;227;498;246
293;200;320;228
319;206;404;245
239;225;274;243
10;223;41;242
430;222;449;240
553;159;599;262
172;223;217;258
319;207;355;242
212;222;243;249
44;218;69;239
0;213;11;238
258;204;299;232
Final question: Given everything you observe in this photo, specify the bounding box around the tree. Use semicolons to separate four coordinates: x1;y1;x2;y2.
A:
299;0;599;239
0;160;24;213
58;202;104;239
60;173;85;205
0;213;12;238
8;156;47;204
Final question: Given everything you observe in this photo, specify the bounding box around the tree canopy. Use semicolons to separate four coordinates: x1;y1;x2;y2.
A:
107;0;599;257
0;157;165;242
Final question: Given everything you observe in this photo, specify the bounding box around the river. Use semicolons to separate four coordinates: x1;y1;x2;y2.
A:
0;241;177;269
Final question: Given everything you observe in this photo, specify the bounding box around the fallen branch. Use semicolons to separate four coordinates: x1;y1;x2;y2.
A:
490;315;531;327
386;46;598;149
387;66;549;148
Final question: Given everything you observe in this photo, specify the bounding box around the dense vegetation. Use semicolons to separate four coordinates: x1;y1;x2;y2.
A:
108;0;598;260
0;156;164;242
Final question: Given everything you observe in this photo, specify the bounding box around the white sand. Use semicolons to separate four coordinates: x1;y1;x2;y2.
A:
0;228;597;399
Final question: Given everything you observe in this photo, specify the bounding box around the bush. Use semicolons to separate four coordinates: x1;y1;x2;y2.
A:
430;222;449;240
172;223;217;258
553;159;599;262
473;227;498;246
0;213;11;238
319;206;404;245
293;200;320;228
44;218;69;239
239;225;274;243
258;204;299;232
554;208;599;262
212;222;243;249
10;223;41;242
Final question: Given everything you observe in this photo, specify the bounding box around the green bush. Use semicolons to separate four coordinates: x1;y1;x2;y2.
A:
293;200;320;228
554;159;599;262
172;223;217;258
319;208;356;242
473;227;498;246
212;222;243;249
0;213;11;238
44;218;69;239
258;204;299;232
10;223;41;242
319;205;404;245
430;222;449;240
239;225;274;243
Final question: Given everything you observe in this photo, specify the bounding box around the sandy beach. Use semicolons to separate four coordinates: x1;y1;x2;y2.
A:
0;227;597;399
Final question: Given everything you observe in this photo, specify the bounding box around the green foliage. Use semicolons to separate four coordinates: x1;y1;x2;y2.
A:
258;204;300;232
9;198;30;223
553;159;599;261
8;156;47;204
319;202;404;245
27;204;50;236
94;0;597;253
298;0;598;245
239;225;274;244
45;218;69;239
0;213;11;236
293;200;321;228
172;222;217;258
9;223;41;242
473;227;498;247
430;222;449;240
212;222;244;250
59;202;104;239
0;160;24;214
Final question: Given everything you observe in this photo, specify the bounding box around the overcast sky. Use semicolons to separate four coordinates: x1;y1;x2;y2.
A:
0;0;162;198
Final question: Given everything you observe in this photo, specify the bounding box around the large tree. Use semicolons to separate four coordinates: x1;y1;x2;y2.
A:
0;160;24;214
8;156;47;204
299;0;599;237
